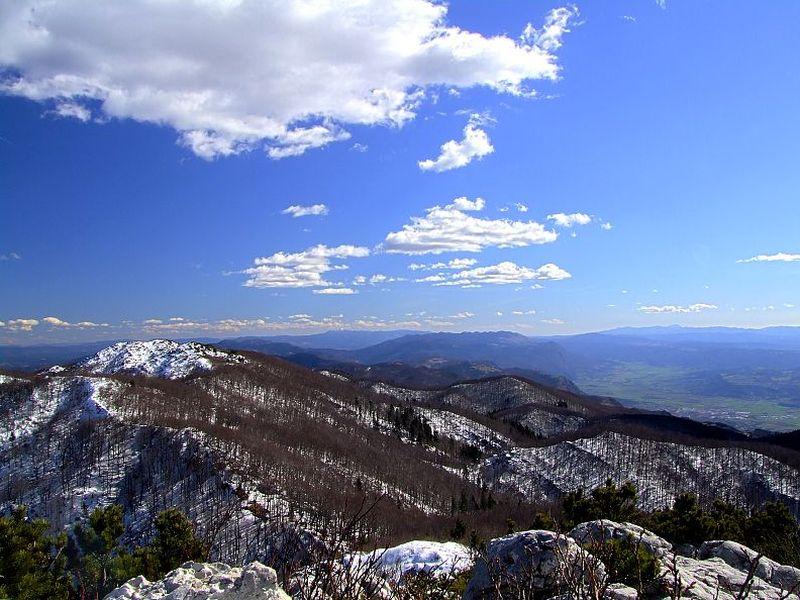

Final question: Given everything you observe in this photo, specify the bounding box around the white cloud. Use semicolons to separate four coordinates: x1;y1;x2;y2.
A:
0;1;575;159
541;318;565;325
515;203;529;213
512;309;536;315
313;287;357;295
7;318;39;331
451;197;486;211
737;252;800;263
450;311;475;319
50;101;91;122
242;244;369;288
282;204;329;218
521;6;578;52
638;303;718;314
418;261;570;287
42;316;70;327
418;124;494;172
547;212;592;227
415;274;447;283
621;15;637;23
383;198;557;254
0;252;21;260
42;316;105;328
601;222;613;230
408;258;478;271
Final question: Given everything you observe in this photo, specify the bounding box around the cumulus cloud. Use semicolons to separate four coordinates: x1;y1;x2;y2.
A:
383;197;557;254
282;204;329;218
242;244;369;288
601;222;613;230
42;316;106;328
547;212;592;227
7;318;39;331
42;316;70;327
638;303;718;314
737;252;800;263
418;124;493;172
0;1;576;159
417;261;570;287
451;261;570;285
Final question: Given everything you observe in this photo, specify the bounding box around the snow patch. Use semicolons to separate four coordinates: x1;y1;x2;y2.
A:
348;540;473;580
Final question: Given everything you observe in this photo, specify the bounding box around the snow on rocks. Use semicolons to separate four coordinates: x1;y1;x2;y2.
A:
569;519;673;559
81;340;237;379
347;540;473;580
105;561;290;599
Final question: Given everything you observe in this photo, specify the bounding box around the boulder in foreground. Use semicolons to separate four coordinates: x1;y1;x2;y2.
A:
104;561;289;600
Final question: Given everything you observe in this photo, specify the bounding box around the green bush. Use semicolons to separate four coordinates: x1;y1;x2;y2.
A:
598;537;662;593
0;507;70;600
561;479;639;528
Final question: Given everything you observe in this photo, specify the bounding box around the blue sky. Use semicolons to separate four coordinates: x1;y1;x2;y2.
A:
1;0;799;343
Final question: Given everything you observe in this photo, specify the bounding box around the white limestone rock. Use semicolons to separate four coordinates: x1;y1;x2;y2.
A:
104;561;290;599
569;519;673;559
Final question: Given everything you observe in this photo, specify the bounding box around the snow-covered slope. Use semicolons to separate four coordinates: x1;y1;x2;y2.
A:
418;407;510;451
486;431;800;512
80;339;237;379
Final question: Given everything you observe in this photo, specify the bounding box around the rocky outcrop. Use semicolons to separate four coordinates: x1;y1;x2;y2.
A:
664;553;799;599
463;529;604;599
463;526;800;600
569;519;673;559
698;540;800;595
104;561;290;599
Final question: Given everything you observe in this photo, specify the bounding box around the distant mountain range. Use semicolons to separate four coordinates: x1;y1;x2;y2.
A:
2;338;799;569
3;326;800;431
